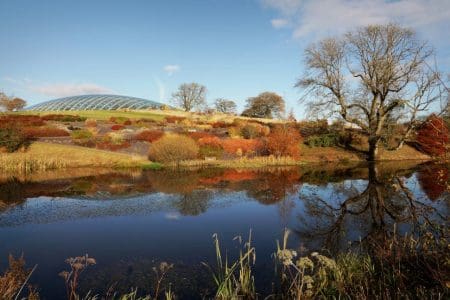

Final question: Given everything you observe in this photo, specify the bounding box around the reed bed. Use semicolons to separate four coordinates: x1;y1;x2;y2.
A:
0;142;153;174
167;156;303;169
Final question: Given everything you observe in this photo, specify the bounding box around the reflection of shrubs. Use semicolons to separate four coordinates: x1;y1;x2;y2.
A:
0;127;31;152
266;126;301;158
416;114;449;157
418;164;449;200
21;126;69;138
221;138;263;157
149;134;199;163
134;130;164;142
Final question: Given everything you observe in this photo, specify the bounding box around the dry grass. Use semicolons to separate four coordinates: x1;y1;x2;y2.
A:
0;142;155;173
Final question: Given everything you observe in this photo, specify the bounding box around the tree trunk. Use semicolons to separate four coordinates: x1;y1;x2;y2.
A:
368;137;380;161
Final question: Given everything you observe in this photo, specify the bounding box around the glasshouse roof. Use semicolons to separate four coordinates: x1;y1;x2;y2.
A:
26;94;166;111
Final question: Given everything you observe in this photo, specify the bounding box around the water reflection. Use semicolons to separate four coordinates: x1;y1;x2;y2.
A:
0;162;448;298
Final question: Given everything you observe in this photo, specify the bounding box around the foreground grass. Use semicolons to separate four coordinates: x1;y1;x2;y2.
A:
0;142;160;173
4;226;448;299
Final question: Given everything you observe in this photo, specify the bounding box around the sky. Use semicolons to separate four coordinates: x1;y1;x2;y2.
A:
1;0;449;119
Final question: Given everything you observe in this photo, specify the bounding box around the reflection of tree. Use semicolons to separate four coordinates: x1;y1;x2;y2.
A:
417;164;449;201
295;163;445;253
176;190;212;216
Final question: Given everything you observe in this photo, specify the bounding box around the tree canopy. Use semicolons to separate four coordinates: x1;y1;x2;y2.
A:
214;98;237;114
241;92;285;119
297;24;444;161
0;93;27;112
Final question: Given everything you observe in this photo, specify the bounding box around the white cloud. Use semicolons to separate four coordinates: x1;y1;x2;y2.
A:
31;83;114;97
271;18;289;29
163;64;180;76
262;0;450;38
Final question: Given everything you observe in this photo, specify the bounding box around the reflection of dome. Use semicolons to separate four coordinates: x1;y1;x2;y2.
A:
26;94;165;111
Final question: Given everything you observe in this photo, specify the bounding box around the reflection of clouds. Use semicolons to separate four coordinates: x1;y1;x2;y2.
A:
165;212;181;220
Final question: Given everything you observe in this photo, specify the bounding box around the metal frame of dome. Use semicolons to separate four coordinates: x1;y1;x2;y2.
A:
26;94;165;111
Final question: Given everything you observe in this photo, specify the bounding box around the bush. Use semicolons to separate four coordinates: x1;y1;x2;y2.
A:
188;131;216;141
0;127;31;152
42;114;86;122
416;114;449;157
84;119;97;127
266;126;301;158
111;124;125;131
298;119;329;137
96;132;130;150
148;134;199;163
241;123;270;139
221;138;263;157
21;126;69;138
165;116;186;124
109;116;131;125
0;115;45;127
134;130;164;142
305;133;339;147
70;129;93;140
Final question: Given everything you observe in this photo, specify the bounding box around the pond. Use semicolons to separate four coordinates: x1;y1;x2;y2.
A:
0;162;448;299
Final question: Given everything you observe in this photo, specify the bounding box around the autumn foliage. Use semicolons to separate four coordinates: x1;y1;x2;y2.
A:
134;130;164;142
148;134;199;163
416;114;449;157
21;127;69;138
418;164;448;201
220;138;263;156
266;126;302;158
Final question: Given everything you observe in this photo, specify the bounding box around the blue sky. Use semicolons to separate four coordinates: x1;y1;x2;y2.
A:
1;0;449;118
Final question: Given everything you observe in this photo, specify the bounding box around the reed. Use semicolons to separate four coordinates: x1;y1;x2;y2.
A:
167;156;303;169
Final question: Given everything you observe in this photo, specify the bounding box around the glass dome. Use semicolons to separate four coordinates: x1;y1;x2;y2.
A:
26;94;165;111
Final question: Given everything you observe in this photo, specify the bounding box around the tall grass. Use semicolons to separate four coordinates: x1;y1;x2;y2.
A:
168;156;303;169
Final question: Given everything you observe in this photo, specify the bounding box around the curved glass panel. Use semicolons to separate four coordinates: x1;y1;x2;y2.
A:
26;94;165;111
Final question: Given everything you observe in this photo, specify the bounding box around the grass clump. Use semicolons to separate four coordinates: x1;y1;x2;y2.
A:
148;134;199;164
0;126;31;153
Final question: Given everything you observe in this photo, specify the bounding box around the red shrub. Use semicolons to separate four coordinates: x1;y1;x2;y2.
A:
211;121;228;128
165;116;186;123
266;126;302;158
96;141;131;151
220;138;263;156
134;130;164;142
0;115;45;127
21;126;69;138
188;131;216;140
111;124;125;131
416;114;449;157
123;120;132;125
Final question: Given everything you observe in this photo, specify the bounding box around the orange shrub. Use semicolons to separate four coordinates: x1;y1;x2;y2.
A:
165;116;186;123
84;119;97;127
188;131;216;140
220;138;263;156
416;114;449;157
198;136;222;148
21;126;69;138
266;126;302;158
134;130;164;142
0;115;45;127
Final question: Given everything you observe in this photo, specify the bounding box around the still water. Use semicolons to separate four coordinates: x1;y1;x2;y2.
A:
0;162;448;299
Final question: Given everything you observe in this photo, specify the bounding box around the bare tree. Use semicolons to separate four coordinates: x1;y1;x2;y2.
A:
0;93;27;111
297;24;444;161
214;98;237;114
171;83;206;112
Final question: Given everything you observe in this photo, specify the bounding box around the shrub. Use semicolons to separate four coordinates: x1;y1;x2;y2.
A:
241;122;270;139
416;114;449;157
109;116;131;125
211;121;228;128
111;124;125;131
148;134;199;163
266;126;301;158
0;115;45;127
42;114;86;122
298;119;329;137
21;126;69;138
84;119;97;127
134;130;164;142
221;138;263;156
198;136;223;158
165;116;186;124
188;131;216;141
70;129;93;140
305;133;339;147
96;132;130;150
0;126;31;152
